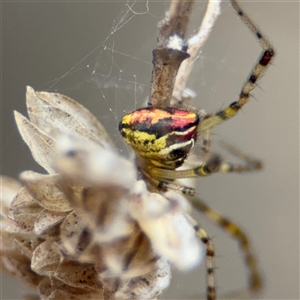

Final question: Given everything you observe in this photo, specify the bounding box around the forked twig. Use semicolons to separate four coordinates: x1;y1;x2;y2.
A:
149;0;221;108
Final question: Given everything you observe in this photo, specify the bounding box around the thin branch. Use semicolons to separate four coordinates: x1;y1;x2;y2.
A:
157;0;195;47
149;0;195;108
172;0;222;104
150;48;189;108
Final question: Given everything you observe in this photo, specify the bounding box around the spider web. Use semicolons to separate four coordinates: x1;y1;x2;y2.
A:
33;0;224;153
40;1;169;152
3;0;242;163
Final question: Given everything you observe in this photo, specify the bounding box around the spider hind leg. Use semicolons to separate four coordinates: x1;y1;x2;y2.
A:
188;195;263;296
195;225;217;300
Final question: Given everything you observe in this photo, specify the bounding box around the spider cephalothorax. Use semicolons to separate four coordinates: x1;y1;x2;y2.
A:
119;107;199;169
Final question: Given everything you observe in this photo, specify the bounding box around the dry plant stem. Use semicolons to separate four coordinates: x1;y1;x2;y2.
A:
150;49;189;108
157;0;195;47
149;0;195;108
172;0;222;103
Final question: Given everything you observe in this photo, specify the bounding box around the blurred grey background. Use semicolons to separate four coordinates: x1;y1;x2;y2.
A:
1;1;299;299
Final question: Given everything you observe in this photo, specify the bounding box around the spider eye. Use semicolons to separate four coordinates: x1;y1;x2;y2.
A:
119;107;199;167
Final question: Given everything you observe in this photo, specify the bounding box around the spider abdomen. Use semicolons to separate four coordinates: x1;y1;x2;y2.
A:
119;107;199;168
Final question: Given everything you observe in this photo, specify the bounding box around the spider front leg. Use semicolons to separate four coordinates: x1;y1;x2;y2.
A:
198;0;275;134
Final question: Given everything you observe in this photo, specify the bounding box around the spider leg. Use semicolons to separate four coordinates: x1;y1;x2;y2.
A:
201;130;212;154
218;140;263;173
149;144;262;181
188;195;262;295
195;225;216;300
184;212;217;300
198;0;275;133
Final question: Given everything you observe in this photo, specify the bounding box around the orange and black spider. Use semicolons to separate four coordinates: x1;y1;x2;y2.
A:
119;1;274;299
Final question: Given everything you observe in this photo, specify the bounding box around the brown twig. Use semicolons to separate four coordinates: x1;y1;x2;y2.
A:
149;1;195;108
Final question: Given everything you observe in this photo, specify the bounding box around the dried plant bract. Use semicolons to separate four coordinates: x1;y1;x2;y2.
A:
1;86;202;299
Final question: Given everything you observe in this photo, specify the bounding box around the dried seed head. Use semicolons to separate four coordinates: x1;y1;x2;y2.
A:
1;87;203;299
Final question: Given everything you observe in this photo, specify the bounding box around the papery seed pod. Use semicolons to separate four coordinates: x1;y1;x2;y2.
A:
1;87;202;299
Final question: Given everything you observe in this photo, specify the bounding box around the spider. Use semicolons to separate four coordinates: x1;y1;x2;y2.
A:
119;0;274;299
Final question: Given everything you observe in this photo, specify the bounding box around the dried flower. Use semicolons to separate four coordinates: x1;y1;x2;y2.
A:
1;86;203;299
